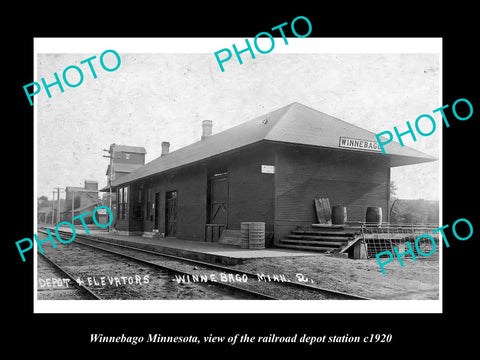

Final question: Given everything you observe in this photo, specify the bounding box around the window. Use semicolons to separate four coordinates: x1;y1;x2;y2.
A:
125;153;130;160
74;195;81;209
118;187;123;219
133;188;142;219
146;188;152;221
118;186;128;220
123;186;128;220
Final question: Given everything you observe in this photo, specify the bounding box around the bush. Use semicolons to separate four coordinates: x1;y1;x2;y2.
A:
390;199;439;225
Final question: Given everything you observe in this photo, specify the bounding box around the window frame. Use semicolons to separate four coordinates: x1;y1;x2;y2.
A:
118;186;128;220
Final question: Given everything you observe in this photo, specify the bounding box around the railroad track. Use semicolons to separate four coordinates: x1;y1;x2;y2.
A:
38;228;369;300
37;251;101;300
37;229;273;300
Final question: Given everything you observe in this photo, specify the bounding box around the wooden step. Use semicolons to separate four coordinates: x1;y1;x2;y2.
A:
280;238;346;247
311;223;346;229
311;223;363;232
293;230;359;236
275;243;335;252
142;231;163;238
287;234;352;242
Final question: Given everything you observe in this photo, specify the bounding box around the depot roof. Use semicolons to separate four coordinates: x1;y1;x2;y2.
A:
111;102;436;188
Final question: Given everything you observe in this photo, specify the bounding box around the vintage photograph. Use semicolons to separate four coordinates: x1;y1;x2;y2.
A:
34;38;441;312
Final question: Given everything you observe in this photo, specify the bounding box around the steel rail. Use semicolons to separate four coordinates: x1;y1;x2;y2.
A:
37;251;102;300
38;229;276;300
48;229;370;300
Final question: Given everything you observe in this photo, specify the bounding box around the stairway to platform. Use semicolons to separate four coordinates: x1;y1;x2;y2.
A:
275;225;362;254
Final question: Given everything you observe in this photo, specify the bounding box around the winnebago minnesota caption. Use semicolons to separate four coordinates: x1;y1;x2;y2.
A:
91;333;200;345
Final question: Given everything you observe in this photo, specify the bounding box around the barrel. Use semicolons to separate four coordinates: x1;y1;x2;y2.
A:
248;222;265;249
331;205;347;225
366;207;383;225
240;222;251;249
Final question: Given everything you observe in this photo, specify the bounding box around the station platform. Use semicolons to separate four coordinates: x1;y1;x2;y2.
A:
43;226;323;265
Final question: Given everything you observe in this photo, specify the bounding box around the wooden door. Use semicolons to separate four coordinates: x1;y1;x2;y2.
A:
154;192;160;229
165;191;177;236
208;176;228;225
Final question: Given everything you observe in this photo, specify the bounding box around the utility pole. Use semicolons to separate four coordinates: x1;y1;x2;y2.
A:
103;144;120;231
71;191;75;224
53;187;63;225
51;191;56;225
57;188;61;224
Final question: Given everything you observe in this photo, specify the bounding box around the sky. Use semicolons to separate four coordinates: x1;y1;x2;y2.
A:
36;38;441;202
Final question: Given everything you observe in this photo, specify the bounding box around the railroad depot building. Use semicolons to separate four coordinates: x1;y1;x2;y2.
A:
107;102;435;245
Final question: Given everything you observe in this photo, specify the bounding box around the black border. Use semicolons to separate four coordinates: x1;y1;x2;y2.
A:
8;5;478;354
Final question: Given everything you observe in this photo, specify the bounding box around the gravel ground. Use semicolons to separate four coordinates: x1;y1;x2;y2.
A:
37;239;248;300
37;254;90;300
36;232;439;300
77;238;437;300
230;254;439;300
76;239;336;300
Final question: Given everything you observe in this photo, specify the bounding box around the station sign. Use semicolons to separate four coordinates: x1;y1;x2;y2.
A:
339;136;382;152
261;165;275;174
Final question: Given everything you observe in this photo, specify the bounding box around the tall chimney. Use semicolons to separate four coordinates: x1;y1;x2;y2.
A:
201;120;213;140
161;141;170;156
